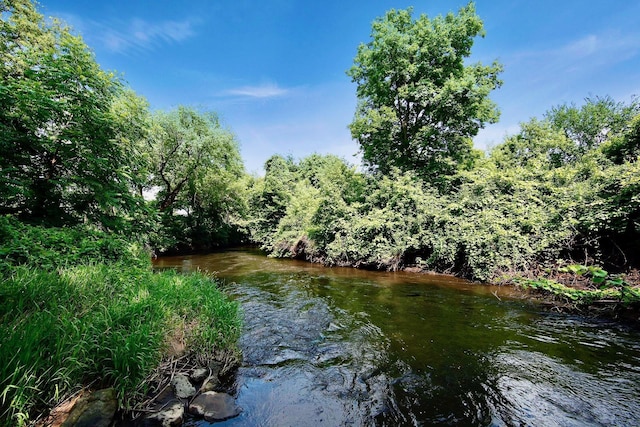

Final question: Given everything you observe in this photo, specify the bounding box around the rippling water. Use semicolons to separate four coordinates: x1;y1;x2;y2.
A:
154;249;640;426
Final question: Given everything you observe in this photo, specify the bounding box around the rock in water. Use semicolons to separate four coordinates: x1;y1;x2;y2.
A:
171;374;196;399
61;388;117;427
143;400;184;427
188;392;241;421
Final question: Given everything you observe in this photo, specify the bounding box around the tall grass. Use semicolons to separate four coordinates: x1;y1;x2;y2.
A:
0;217;241;426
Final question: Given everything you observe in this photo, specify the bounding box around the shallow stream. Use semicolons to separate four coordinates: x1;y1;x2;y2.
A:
154;249;640;426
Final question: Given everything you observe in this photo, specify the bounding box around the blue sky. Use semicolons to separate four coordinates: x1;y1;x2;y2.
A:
39;0;640;174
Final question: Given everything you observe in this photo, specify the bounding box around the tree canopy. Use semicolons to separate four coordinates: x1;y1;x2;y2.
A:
244;96;640;281
347;2;502;184
0;0;147;230
545;95;639;153
147;106;246;251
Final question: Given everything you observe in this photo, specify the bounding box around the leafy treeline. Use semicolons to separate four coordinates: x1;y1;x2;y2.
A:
1;0;639;422
245;95;640;282
0;0;246;253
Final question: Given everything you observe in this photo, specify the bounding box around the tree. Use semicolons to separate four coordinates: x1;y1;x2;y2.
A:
147;106;245;250
109;88;153;198
245;155;298;246
347;3;502;183
0;0;147;230
490;119;577;171
545;95;640;153
602;113;640;164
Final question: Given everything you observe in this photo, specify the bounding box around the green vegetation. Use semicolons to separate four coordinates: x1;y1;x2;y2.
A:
0;2;243;425
0;0;639;422
244;93;639;272
516;273;640;306
0;0;149;231
241;4;640;307
0;0;246;253
146;106;247;252
0;216;148;271
514;263;640;306
348;3;502;185
0;265;240;423
244;96;640;306
0;218;241;426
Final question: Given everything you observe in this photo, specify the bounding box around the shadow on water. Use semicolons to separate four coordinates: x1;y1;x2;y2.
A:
155;249;640;426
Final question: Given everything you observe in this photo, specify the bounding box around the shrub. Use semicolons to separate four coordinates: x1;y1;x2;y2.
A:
0;215;148;271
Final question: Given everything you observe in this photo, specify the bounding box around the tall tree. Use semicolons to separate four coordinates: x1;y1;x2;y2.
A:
347;3;502;183
147;106;245;250
245;155;298;245
490;119;577;171
0;0;147;230
545;95;640;153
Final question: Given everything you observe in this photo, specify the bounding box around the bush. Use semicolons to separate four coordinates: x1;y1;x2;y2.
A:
245;98;640;284
0;215;149;271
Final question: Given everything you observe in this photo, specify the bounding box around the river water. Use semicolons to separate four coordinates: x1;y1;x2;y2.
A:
154;249;640;426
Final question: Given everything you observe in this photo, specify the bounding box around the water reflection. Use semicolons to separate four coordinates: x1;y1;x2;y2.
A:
155;250;640;426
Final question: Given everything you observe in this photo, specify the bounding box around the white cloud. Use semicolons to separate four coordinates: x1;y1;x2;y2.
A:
103;18;197;53
53;13;198;54
562;32;640;67
225;83;290;99
131;18;195;44
563;34;599;58
510;30;640;76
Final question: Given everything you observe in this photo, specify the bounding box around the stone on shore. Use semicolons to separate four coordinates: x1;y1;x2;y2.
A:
188;391;241;421
61;388;117;427
143;400;184;427
190;367;209;383
201;377;221;392
171;374;196;399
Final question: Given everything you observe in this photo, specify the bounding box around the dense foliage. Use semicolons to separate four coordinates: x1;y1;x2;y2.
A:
348;3;502;185
243;4;639;292
245;96;640;284
0;215;148;273
146;106;247;252
1;0;639;423
0;2;244;424
0;0;149;231
0;0;247;252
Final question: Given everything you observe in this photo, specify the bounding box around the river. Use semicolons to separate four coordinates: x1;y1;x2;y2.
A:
154;249;640;426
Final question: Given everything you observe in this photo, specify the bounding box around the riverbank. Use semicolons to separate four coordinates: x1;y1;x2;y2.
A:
505;268;640;319
413;263;640;320
1;264;242;427
0;219;242;427
269;238;640;321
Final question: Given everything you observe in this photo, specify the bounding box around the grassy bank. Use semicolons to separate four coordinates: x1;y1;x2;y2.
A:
0;218;241;426
507;265;640;311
